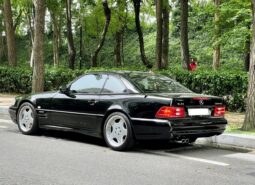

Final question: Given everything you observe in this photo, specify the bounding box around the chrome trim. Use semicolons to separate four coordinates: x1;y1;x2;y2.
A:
36;109;104;117
131;117;170;124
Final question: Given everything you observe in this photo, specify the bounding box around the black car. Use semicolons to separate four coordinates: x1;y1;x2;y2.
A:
9;71;227;151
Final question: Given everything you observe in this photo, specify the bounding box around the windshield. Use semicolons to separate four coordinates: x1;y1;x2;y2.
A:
127;73;192;94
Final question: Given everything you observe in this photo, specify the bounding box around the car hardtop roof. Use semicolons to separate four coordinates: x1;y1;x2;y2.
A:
87;70;155;76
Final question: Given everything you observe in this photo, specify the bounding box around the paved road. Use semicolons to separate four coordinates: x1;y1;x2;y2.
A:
0;113;255;185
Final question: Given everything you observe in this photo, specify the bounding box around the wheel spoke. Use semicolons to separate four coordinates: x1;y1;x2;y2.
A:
115;135;122;144
25;121;30;128
109;132;116;140
29;116;34;123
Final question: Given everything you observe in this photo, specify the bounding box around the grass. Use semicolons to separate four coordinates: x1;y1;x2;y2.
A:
225;112;255;135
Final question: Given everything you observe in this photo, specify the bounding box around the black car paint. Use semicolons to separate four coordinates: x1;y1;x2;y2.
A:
9;71;227;141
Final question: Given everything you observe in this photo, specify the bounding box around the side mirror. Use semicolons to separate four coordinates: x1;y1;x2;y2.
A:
59;85;69;94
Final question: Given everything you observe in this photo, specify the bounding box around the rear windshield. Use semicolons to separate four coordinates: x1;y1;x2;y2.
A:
127;73;192;94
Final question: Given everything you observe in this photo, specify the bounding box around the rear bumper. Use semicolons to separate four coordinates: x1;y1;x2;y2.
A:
131;117;227;140
9;106;17;124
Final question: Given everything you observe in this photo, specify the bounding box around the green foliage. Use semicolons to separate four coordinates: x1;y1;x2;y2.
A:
0;66;32;94
0;66;247;112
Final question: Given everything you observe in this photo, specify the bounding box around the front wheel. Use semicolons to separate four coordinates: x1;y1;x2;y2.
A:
17;102;38;135
103;112;134;151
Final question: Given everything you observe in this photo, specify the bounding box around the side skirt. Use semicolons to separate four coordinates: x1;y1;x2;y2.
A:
39;125;103;138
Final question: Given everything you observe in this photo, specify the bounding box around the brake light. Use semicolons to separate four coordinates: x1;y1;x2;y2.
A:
156;106;185;118
213;106;225;117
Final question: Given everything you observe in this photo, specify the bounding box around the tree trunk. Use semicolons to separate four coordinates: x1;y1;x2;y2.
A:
0;6;4;61
242;0;255;130
66;0;76;70
213;0;221;70
79;22;83;69
122;1;129;65
244;34;250;72
51;12;60;67
114;31;122;67
0;34;4;61
32;0;46;93
3;0;17;67
156;0;163;70
132;0;152;69
180;0;190;70
114;0;124;67
26;6;35;67
162;0;169;69
244;15;252;72
91;0;111;67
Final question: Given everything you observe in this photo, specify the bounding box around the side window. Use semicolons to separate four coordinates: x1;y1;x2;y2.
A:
70;74;106;94
102;75;127;94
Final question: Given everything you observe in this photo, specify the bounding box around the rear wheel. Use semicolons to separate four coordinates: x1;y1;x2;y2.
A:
103;112;134;151
17;102;38;135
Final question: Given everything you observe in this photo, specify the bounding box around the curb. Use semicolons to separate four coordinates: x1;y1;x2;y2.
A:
197;134;255;150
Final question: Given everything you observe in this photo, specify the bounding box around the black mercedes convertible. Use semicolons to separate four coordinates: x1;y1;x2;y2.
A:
9;71;227;151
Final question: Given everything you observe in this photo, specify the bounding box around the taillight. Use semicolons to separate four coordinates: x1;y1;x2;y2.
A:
155;106;185;118
213;106;226;117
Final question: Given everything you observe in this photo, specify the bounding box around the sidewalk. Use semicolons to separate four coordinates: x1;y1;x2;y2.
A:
0;94;255;150
0;94;15;114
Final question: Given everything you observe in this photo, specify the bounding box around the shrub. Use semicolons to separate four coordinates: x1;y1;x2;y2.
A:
0;66;248;111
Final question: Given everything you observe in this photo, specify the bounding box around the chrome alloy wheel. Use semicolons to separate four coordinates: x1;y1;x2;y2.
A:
105;115;128;147
18;105;34;132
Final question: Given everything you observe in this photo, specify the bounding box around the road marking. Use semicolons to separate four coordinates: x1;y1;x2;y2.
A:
168;153;229;166
0;126;8;129
142;150;229;166
0;119;13;124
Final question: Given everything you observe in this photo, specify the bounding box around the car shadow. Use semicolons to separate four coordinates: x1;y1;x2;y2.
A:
37;129;193;151
38;129;107;148
39;129;197;152
9;126;252;154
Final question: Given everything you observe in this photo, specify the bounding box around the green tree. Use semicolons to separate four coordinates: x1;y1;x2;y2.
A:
47;0;63;67
32;0;46;93
132;0;152;68
91;0;111;67
180;0;190;70
162;0;170;69
66;0;76;69
156;0;163;69
243;0;255;130
3;0;17;66
0;3;5;62
212;0;221;70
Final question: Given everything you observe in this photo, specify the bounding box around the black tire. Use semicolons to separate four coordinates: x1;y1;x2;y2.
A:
103;112;135;151
17;102;38;135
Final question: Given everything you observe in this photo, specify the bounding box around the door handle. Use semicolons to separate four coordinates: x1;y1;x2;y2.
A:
88;99;97;105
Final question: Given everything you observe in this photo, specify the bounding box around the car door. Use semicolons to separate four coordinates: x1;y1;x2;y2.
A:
49;74;107;131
